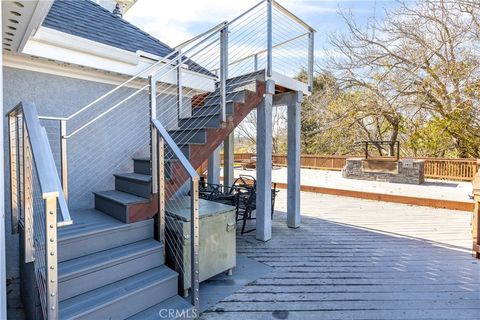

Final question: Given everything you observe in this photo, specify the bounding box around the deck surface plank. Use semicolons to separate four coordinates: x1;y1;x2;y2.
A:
201;191;480;320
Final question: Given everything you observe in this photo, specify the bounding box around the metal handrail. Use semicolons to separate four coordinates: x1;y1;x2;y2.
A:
272;0;316;32
211;32;310;72
38;21;229;123
151;119;199;179
9;101;73;225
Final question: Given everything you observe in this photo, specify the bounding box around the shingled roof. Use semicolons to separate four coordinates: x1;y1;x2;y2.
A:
43;0;174;58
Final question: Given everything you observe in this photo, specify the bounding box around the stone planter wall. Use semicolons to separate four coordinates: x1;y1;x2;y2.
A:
342;158;425;185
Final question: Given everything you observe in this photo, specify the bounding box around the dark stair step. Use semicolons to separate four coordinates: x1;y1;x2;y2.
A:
165;145;190;161
225;69;266;86
58;209;153;262
59;266;178;319
133;157;151;175
94;190;151;223
115;172;152;198
169;128;206;145
178;113;222;130
59;239;164;301
127;295;195;320
202;90;246;107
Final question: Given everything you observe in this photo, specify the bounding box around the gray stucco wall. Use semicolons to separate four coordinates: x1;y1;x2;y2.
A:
3;67;182;279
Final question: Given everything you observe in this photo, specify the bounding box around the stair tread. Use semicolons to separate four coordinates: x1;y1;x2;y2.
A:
59;239;163;281
94;190;151;205
114;172;152;183
59;266;178;318
168;128;206;133
127;295;194;320
58;209;126;241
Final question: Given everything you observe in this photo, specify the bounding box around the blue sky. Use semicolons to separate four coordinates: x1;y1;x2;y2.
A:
125;0;403;59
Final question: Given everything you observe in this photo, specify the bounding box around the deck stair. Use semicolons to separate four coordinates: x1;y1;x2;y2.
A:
29;152;194;318
164;72;267;197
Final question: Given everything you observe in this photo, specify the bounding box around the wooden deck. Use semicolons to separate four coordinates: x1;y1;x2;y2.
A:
201;191;480;320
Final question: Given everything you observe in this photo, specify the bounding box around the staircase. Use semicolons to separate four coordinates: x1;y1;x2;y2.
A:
13;1;315;318
164;72;267;197
54;159;193;319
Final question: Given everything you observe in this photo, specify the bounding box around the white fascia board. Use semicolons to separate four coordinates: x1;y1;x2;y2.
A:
22;27;215;92
270;71;310;95
3;53;214;97
28;27;140;65
18;0;54;51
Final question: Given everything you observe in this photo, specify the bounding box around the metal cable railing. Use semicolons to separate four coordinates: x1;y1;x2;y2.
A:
33;0;315;315
7;101;72;319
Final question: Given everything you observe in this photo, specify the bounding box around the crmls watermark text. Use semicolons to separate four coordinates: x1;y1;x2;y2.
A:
158;308;198;318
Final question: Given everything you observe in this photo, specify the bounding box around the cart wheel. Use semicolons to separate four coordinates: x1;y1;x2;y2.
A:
226;268;233;276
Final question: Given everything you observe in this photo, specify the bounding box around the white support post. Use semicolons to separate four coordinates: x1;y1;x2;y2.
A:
208;147;220;185
223;134;234;187
0;2;7;317
256;80;275;242
287;91;303;228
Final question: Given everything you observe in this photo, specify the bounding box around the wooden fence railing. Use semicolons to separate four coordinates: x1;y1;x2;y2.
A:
218;153;478;181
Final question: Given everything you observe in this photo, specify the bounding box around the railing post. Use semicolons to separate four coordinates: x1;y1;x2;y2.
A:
23;122;34;264
267;0;273;77
308;31;314;92
60;120;68;202
190;177;200;311
157;135;165;249
220;24;228;123
177;51;183;122
254;54;259;71
8;112;19;234
45;194;59;319
150;76;158;193
473;173;480;259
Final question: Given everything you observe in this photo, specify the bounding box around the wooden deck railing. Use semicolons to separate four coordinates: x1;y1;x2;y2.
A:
220;153;479;181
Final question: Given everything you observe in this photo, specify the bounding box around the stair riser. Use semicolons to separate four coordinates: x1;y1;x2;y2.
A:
192;105;220;117
203;91;246;107
64;275;178;319
178;115;220;130
94;195;130;223
59;249;164;302
58;220;153;262
134;159;151;175
115;177;152;199
170;130;206;145
166;145;190;161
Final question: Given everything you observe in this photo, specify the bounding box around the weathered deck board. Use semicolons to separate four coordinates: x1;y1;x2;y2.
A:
201;191;480;320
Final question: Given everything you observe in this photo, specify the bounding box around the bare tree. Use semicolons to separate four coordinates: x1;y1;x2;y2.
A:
235;106;288;154
325;0;480;157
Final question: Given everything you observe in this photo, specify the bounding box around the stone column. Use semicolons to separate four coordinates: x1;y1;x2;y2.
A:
223;133;234;187
207;147;220;185
287;91;303;228
256;80;275;242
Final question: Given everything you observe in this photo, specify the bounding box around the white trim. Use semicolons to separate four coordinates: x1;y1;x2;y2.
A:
270;71;310;95
21;27;215;92
29;27;140;65
3;53;213;96
18;1;54;52
4;53;135;86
